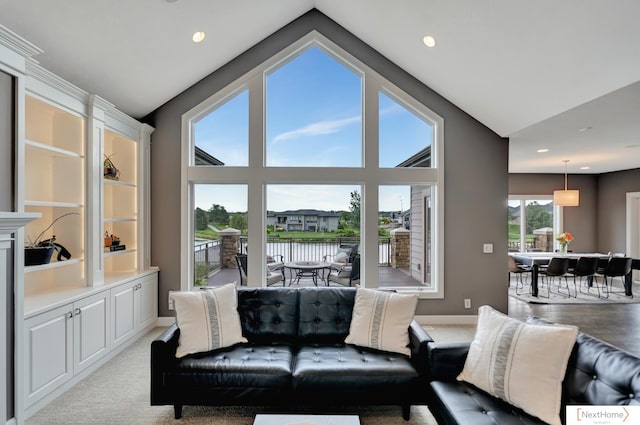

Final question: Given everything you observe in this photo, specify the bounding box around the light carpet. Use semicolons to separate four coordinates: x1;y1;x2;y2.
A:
25;325;474;425
509;278;639;304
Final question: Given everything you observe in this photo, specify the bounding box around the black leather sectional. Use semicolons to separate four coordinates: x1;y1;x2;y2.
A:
151;286;432;420
426;317;640;425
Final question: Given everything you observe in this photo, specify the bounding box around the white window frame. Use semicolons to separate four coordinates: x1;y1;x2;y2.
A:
180;31;444;298
508;195;560;252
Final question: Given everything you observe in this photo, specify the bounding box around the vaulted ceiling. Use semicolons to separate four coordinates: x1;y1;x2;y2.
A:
2;0;639;174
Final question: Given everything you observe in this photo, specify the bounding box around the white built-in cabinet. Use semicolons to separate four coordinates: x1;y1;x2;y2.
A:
111;273;158;349
0;25;158;423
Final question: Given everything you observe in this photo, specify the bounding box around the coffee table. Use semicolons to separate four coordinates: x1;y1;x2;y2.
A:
253;414;360;425
284;261;331;286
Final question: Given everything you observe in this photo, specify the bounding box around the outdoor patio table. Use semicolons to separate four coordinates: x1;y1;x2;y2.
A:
285;261;331;286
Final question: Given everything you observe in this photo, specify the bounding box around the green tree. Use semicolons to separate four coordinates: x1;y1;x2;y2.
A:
230;213;247;232
349;190;361;230
194;207;208;231
208;204;229;226
525;202;552;234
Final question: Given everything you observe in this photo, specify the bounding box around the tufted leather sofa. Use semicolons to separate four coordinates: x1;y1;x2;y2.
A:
426;316;640;425
151;286;432;420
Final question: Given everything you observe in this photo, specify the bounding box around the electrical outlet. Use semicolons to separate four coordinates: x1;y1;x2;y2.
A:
464;298;471;309
168;291;176;310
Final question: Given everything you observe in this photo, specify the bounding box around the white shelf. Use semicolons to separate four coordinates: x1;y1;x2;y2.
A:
104;217;135;223
24;200;83;208
24;258;83;273
103;248;136;257
104;179;135;188
25;139;84;158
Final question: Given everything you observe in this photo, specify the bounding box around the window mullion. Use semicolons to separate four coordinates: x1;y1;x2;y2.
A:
246;75;265;285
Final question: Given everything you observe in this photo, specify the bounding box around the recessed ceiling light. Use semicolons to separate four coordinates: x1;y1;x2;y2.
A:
580;166;590;170
422;35;436;48
192;31;206;43
578;126;592;132
537;148;549;153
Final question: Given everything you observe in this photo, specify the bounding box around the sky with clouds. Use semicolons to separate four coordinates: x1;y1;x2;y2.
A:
193;46;431;213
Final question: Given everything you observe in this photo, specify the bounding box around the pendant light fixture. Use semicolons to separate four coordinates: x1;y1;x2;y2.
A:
553;160;579;206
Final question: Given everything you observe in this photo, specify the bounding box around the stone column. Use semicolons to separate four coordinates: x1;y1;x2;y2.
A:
218;228;240;268
390;228;410;268
533;227;553;252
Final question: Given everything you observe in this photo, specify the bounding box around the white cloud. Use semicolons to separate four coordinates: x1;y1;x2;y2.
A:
272;116;360;144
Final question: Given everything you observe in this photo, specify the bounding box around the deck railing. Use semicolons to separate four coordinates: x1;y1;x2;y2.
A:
194;237;391;278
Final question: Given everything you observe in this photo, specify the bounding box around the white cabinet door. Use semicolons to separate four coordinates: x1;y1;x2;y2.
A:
136;275;157;330
111;281;136;348
73;291;110;373
111;273;158;348
24;304;73;407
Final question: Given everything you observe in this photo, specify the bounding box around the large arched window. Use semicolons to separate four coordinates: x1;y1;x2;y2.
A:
182;32;444;297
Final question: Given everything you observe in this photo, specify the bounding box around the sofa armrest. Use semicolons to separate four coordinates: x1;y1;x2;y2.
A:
408;320;433;376
150;323;180;404
427;341;471;381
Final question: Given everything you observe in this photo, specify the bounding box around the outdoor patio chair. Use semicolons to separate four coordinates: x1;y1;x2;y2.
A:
327;254;360;287
235;253;285;286
323;243;359;274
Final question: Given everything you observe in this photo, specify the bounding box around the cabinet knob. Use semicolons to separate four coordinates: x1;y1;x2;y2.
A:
67;311;73;319
74;308;81;316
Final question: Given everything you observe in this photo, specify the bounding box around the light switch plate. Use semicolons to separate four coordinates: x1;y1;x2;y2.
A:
483;243;493;253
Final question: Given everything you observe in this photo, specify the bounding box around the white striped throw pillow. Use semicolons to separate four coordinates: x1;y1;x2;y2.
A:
345;287;418;356
171;283;247;358
457;305;578;425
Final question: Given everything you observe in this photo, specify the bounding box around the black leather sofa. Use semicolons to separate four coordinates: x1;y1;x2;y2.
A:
426;317;640;425
151;286;432;420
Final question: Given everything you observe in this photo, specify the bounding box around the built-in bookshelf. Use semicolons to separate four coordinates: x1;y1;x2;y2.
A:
103;129;138;277
23;96;85;295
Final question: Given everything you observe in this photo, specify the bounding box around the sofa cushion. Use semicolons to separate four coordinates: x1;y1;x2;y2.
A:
430;381;547;425
292;345;419;390
345;287;418;356
172;344;293;388
237;287;299;344
297;287;356;343
457;305;578;425
170;283;248;358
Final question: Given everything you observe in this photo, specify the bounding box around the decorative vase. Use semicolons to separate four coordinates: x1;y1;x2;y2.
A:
560;244;567;255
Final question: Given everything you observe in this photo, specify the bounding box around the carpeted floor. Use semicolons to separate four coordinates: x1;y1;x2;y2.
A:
25;324;475;425
508;277;639;304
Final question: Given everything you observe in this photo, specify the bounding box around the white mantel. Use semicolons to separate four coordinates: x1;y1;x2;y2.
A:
0;212;40;425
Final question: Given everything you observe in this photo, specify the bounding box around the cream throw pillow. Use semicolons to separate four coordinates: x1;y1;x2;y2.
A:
345;287;418;356
170;283;247;358
458;305;578;425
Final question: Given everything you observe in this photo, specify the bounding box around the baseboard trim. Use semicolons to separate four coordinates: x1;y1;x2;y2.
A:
414;314;478;326
157;316;176;327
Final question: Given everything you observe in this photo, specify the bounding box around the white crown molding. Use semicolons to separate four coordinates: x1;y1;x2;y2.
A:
26;59;89;110
0;212;41;235
0;25;42;59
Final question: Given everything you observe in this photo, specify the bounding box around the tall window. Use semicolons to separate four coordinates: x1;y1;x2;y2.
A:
182;33;444;296
508;197;555;252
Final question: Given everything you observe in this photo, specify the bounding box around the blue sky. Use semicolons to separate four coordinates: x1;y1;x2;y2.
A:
193;46;431;213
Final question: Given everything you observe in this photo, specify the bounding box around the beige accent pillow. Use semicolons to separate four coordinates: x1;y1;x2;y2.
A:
458;305;578;425
170;283;247;358
345;287;418;356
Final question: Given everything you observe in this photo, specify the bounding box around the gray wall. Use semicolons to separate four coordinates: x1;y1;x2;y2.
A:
509;173;598;252
147;9;509;317
0;69;15;420
597;168;640;254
